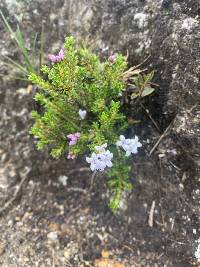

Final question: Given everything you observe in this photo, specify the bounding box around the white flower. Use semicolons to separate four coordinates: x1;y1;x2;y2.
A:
116;135;126;147
79;109;87;120
95;143;107;153
86;144;113;172
116;135;142;156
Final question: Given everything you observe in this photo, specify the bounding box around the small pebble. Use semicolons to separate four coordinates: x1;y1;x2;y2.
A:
47;231;58;242
193;229;197;235
58;175;68;186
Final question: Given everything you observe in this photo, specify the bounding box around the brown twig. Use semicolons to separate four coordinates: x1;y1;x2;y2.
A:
0;175;29;215
125;49;129;61
123;68;147;82
122;55;151;82
140;102;161;133
51;249;55;267
149;119;175;155
132;55;151;70
67;167;90;176
66;187;87;194
188;102;199;114
148;200;156;227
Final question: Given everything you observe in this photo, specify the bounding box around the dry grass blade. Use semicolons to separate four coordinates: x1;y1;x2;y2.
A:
148;200;156;227
149;119;175;155
123;68;146;82
0;175;29;216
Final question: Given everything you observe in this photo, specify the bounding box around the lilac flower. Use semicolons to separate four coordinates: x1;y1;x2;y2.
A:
67;152;76;160
74;132;81;138
48;48;65;63
108;54;117;63
116;135;142;156
79;109;87;120
58;48;64;59
67;132;81;146
86;144;113;172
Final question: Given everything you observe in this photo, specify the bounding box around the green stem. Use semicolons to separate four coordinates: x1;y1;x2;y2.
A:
49;101;80;131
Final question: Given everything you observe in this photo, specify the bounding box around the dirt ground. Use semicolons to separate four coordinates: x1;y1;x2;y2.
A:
0;102;199;267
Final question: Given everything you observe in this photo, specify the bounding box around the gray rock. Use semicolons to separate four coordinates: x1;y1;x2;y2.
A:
0;0;199;194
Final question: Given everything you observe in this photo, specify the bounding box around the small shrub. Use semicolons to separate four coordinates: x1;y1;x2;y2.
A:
29;36;154;211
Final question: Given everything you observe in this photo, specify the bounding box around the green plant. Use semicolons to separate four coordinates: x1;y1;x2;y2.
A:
0;10;44;80
29;36;154;211
131;71;155;99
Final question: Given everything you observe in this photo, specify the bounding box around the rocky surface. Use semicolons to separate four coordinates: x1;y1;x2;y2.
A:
0;0;199;266
1;0;200;110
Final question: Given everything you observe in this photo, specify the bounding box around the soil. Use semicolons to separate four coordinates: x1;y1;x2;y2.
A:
0;85;199;266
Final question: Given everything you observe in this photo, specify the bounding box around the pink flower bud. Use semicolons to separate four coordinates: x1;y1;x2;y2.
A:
67;132;81;146
67;152;76;159
108;54;117;63
48;48;65;63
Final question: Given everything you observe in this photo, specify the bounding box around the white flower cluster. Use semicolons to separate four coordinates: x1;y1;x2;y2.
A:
86;136;142;172
116;135;142;156
86;144;113;172
195;238;200;262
